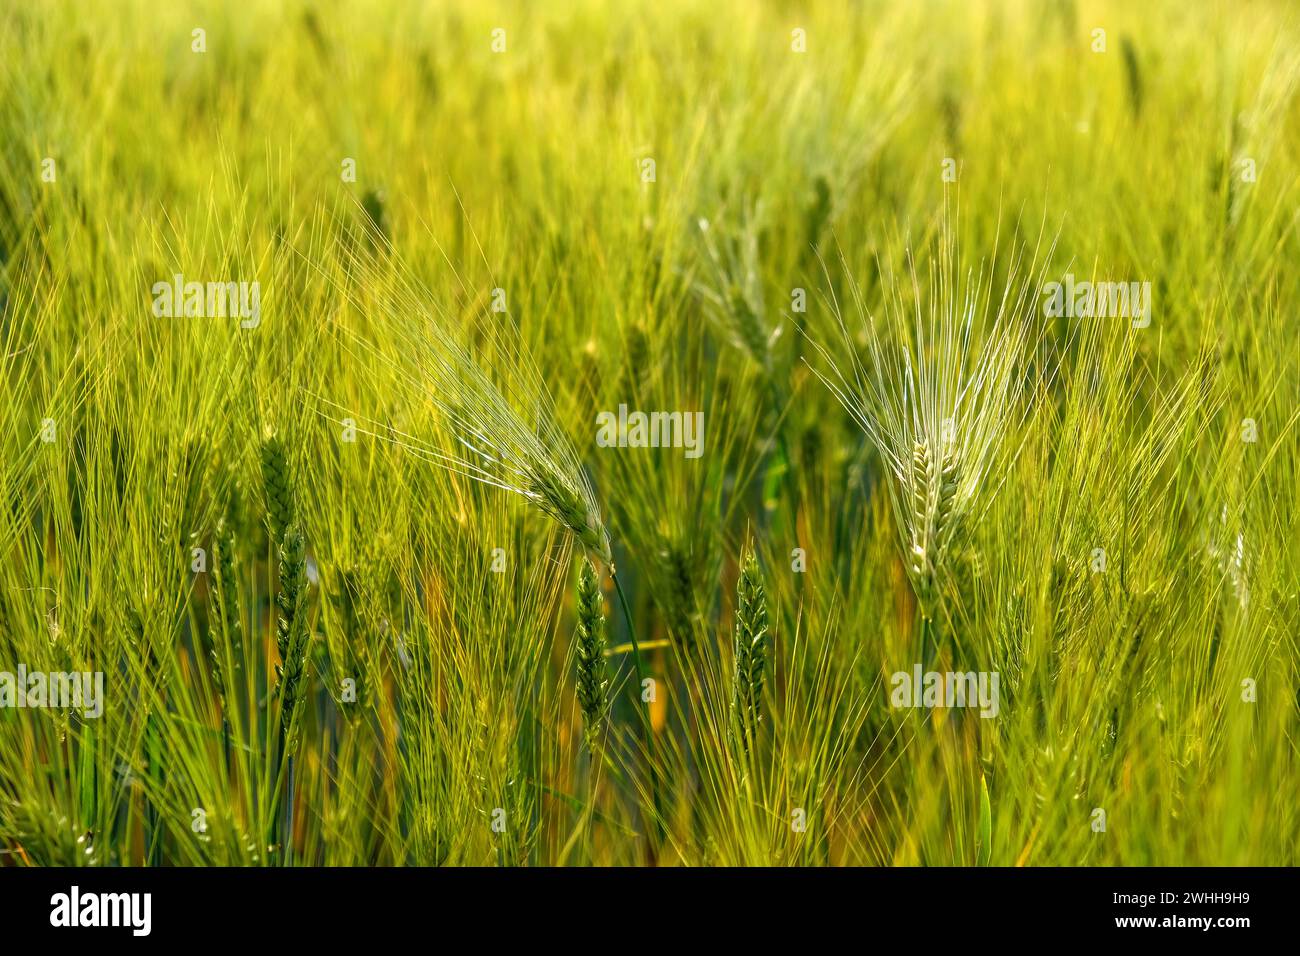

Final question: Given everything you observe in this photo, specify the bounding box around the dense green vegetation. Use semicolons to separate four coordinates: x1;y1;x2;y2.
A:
0;0;1296;866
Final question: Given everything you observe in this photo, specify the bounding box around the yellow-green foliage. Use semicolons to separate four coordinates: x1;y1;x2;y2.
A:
0;0;1296;866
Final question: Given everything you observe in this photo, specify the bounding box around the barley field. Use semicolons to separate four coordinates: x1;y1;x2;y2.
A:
1;0;1297;868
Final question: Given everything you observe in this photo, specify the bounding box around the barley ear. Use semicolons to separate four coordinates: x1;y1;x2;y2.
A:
620;320;651;401
574;557;609;751
209;518;243;708
662;540;699;648
908;438;960;613
260;434;296;545
275;522;311;755
731;549;770;750
526;464;611;565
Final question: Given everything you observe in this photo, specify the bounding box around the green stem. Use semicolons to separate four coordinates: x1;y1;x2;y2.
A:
283;754;295;867
611;570;665;850
916;601;932;672
146;715;162;867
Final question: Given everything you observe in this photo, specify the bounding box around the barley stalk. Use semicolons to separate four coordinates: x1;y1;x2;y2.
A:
307;226;612;566
804;212;1052;619
272;520;310;866
260;429;310;864
305;228;666;840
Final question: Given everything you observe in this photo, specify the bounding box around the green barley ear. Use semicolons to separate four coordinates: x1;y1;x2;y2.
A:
694;209;772;376
260;434;295;545
320;235;613;568
1119;34;1143;119
275;522;311;754
526;463;612;565
360;188;388;245
805;214;1050;624
803;174;833;255
620;320;651;401
574;557;609;751
662;540;699;648
908;437;960;610
209;518;243;707
728;282;769;373
731;549;770;749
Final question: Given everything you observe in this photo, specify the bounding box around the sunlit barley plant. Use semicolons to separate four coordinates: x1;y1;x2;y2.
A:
805;215;1055;641
0;0;1296;868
